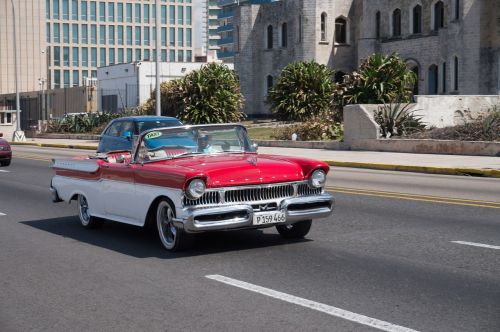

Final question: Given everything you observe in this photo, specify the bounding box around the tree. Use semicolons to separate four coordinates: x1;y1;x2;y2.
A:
267;61;336;121
140;63;245;124
336;53;417;107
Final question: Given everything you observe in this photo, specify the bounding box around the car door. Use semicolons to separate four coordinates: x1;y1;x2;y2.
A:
100;159;142;224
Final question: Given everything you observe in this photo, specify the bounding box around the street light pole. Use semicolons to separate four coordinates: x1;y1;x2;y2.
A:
10;0;25;141
155;0;161;116
38;78;46;122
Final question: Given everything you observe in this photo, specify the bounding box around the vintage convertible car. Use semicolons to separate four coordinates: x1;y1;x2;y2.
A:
50;124;334;251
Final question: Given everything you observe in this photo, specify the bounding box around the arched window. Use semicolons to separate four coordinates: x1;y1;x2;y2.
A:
428;64;438;94
266;75;273;92
411;66;419;95
281;22;287;48
375;11;381;39
266;25;273;49
392;9;401;37
320;12;327;41
335;17;347;44
453;56;459;91
412;5;422;34
434;1;445;30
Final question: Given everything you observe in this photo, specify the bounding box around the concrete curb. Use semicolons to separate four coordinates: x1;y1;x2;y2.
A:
325;160;500;178
11;141;499;178
11;142;97;151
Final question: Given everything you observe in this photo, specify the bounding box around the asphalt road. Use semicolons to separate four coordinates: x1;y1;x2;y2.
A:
0;146;499;332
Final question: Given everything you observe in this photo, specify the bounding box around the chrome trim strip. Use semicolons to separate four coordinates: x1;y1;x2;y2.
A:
51;159;99;173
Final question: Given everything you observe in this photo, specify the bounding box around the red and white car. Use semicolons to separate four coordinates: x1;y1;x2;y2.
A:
50;124;334;251
0;133;12;166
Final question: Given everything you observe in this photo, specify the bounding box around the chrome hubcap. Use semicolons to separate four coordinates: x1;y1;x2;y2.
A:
157;201;176;249
79;195;90;226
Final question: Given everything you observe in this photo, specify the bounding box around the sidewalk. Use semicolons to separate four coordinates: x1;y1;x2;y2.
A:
11;138;500;178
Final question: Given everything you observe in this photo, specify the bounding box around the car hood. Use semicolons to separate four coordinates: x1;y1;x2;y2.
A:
142;153;311;187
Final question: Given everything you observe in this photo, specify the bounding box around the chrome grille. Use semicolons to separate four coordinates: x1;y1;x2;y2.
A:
225;184;294;203
183;182;322;207
297;183;322;196
183;191;220;206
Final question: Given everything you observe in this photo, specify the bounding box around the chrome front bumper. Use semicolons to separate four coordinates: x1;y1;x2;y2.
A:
173;193;335;233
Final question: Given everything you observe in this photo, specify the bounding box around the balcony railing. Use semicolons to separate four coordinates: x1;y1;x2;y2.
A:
217;24;234;33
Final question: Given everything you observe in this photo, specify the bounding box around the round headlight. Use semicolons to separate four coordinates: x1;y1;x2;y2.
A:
186;179;206;199
309;169;326;188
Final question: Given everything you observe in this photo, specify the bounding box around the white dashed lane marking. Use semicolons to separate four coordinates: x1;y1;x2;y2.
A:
0;170;10;173
451;241;500;250
206;275;420;332
0;212;6;216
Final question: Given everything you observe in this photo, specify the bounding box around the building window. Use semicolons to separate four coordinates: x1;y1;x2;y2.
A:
144;27;150;46
81;47;88;67
91;47;97;66
186;28;192;47
82;24;88;44
118;48;124;63
89;1;96;21
335;17;347;44
46;0;50;19
454;0;460;20
177;6;183;24
392;9;401;37
99;2;105;21
72;24;78;43
108;26;115;44
266;25;273;49
281;22;287;48
442;61;446;93
109;48;115;65
135;27;141;45
453;56;459;91
53;0;60;20
54;23;60;43
63;23;70;43
108;2;115;21
428;64;438;94
63;47;70;66
135;4;141;23
81;1;87;20
266;75;273;93
375;11;381;39
169;50;175;62
90;24;97;44
100;48;106;66
320;12;327;41
186;6;192;25
117;26;124;45
72;70;79;87
144;4;150;23
161;27;167;46
169;27;175;46
72;47;79;66
71;0;78;20
127;48;133;62
62;0;69;20
412;5;422;34
117;3;123;22
161;5;167;24
126;3;132;22
53;47;60;66
54;70;61;89
169;5;175;24
178;50;184;62
433;1;445;30
0;112;13;125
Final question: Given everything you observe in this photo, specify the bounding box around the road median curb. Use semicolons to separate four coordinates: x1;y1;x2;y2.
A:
11;142;97;150
325;160;500;178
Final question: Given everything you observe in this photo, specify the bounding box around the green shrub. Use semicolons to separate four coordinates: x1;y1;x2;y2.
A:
140;63;245;124
47;112;121;134
335;53;416;107
373;102;425;138
271;118;343;141
267;61;337;121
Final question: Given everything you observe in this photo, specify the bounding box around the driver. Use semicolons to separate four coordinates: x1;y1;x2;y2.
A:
197;134;215;153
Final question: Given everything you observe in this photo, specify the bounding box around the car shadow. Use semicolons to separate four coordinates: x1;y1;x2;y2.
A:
21;216;311;259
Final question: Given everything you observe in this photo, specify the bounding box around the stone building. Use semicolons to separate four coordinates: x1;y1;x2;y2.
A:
234;0;500;116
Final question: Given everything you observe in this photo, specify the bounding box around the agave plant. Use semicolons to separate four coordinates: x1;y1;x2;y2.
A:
336;53;417;107
373;102;425;138
267;61;336;121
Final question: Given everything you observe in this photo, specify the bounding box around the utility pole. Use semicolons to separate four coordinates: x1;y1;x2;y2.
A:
38;78;46;122
11;0;25;141
155;0;161;116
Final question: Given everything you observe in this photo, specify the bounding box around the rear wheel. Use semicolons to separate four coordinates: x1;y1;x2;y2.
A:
0;160;10;166
78;194;103;228
276;220;312;239
156;199;193;251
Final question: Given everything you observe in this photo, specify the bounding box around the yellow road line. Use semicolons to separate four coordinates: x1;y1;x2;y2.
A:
327;186;500;206
329;189;500;209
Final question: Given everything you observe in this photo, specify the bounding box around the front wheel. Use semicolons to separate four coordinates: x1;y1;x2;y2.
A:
276;220;312;239
156;199;193;251
0;160;10;166
78;194;103;228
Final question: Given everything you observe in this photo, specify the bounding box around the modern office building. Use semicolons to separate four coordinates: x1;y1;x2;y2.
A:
0;0;47;94
45;0;194;90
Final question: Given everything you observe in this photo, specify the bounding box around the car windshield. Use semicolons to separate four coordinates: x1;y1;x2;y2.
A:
136;119;182;133
135;125;255;163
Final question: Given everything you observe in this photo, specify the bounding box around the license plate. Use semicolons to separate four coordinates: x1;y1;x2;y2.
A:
253;211;286;225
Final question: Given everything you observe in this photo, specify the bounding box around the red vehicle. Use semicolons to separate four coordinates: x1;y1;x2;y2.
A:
0;133;12;166
50;124;334;251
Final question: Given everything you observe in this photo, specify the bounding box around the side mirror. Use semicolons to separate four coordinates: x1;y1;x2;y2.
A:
251;143;258;152
0;133;3;138
122;131;132;141
116;154;126;163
